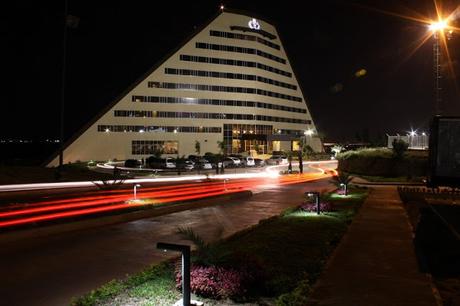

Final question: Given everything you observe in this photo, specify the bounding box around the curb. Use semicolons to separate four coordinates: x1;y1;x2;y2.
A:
0;190;252;244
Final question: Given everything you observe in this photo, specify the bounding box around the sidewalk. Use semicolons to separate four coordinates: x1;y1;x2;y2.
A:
308;186;440;306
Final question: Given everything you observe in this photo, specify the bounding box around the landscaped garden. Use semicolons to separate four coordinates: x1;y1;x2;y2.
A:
337;146;428;182
72;186;368;306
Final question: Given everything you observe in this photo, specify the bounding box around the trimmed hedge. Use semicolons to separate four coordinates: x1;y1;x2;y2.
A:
337;148;427;177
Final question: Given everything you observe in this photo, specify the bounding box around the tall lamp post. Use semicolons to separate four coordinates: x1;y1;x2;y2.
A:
429;19;449;115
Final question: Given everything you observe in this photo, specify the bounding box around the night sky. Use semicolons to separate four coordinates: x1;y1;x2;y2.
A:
3;0;460;143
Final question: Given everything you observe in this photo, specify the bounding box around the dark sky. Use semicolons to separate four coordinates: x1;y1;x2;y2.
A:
3;0;460;143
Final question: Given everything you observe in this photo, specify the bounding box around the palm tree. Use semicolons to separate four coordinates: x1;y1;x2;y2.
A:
286;151;293;173
195;140;201;156
216;141;226;174
331;171;353;195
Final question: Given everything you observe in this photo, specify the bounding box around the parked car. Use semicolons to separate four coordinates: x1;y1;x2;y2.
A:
187;155;201;163
182;160;195;171
265;155;288;165
253;158;265;167
124;159;141;168
241;156;255;167
223;157;241;167
196;159;213;170
147;156;176;169
165;157;176;168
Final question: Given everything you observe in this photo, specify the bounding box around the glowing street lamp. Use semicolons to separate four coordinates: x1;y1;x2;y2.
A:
304;129;314;136
429;20;448;32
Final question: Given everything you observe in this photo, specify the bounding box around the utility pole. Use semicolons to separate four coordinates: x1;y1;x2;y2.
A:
59;0;69;168
433;30;442;115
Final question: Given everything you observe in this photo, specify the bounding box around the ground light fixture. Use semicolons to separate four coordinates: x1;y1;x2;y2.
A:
340;183;347;196
133;184;141;200
305;191;320;215
156;242;193;306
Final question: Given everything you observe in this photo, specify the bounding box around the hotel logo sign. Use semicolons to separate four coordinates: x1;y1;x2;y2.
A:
248;18;261;30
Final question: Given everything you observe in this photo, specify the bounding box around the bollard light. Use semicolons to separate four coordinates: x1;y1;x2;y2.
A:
305;191;320;215
133;184;141;200
157;242;191;306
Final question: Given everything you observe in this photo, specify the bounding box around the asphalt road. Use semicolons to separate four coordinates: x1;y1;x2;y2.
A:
0;177;333;306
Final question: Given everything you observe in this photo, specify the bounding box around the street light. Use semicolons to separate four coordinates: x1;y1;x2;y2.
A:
304;129;314;137
429;18;449;115
133;184;141;200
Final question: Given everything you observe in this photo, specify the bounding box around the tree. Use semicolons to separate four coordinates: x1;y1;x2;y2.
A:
298;150;303;174
392;138;408;159
152;147;163;159
216;141;226;174
331;144;344;157
217;140;225;155
195;140;201;156
286;151;293;173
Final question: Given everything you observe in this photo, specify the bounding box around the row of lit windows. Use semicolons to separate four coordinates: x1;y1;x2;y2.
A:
209;30;280;50
113;110;310;124
164;68;297;90
131;96;306;114
98;125;222;133
147;81;302;102
179;54;292;77
223;124;274;136
195;42;286;64
113;110;152;118
132;140;178;155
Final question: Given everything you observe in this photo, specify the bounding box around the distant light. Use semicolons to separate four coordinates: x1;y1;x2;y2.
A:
278;129;282;134
422;132;426;136
304;129;314;136
248;18;261;30
409;131;416;137
174;129;178;133
355;69;367;78
220;4;224;10
105;128;110;133
139;129;144;133
429;20;448;32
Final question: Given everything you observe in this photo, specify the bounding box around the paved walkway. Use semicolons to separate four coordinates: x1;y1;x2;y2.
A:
308;186;439;306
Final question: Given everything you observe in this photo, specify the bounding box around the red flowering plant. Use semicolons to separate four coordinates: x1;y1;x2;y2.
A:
300;190;334;213
175;227;264;300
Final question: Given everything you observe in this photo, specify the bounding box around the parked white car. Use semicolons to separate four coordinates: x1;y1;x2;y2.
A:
242;156;255;167
265;155;288;165
197;159;213;170
165;158;176;168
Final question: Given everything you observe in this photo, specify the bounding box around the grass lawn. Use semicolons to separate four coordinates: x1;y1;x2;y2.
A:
72;187;368;306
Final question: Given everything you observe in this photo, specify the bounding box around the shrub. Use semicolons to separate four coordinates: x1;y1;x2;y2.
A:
392;139;408;158
124;159;141;168
276;280;311;306
175;265;249;299
300;201;333;212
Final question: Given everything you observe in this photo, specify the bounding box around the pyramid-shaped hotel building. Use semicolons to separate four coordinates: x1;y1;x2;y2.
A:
48;9;322;166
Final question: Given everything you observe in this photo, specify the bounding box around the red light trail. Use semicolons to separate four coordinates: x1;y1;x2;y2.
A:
0;166;334;230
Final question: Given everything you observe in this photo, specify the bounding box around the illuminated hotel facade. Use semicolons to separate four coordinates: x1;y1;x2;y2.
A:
48;10;322;166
